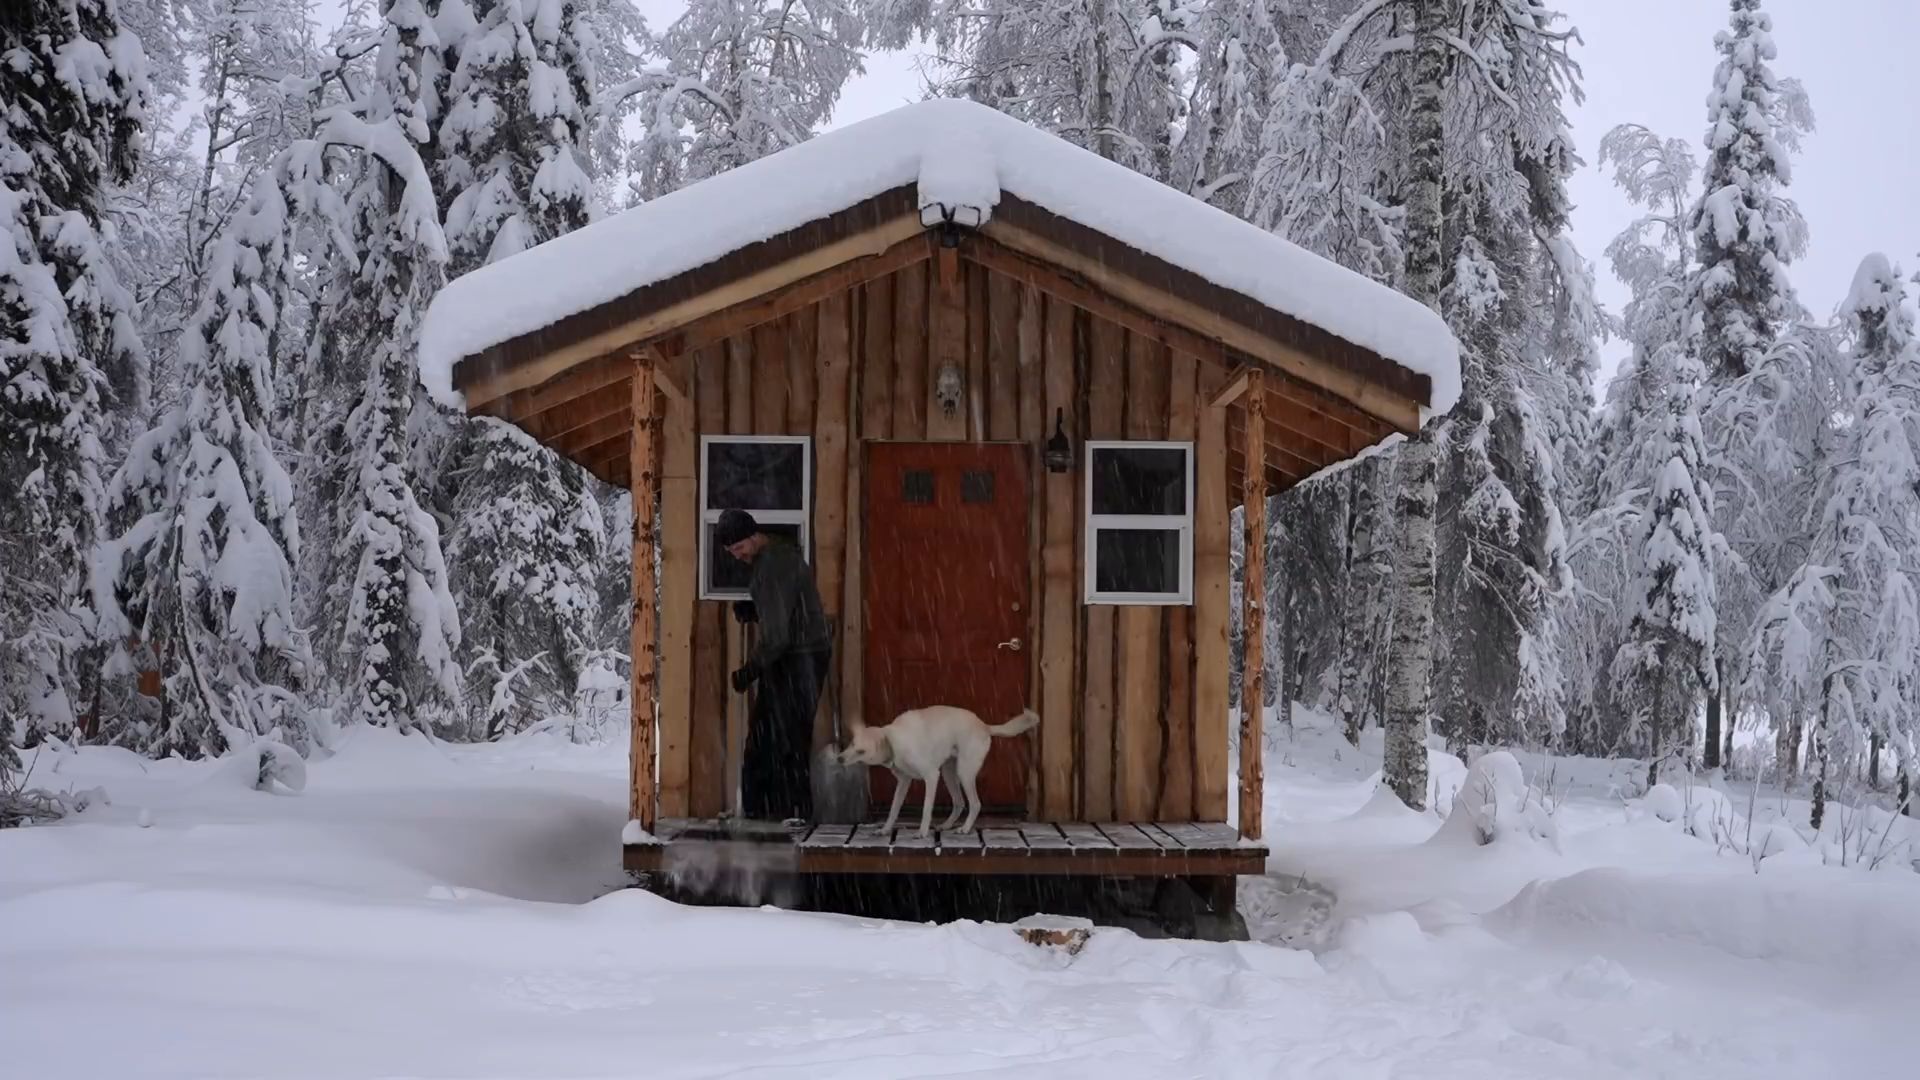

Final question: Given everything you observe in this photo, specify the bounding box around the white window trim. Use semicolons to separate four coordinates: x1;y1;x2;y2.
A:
698;434;812;600
1084;440;1194;606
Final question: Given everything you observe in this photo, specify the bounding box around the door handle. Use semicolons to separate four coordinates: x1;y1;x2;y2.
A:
997;638;1023;652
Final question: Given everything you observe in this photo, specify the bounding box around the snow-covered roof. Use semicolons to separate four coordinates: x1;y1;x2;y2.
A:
418;98;1460;417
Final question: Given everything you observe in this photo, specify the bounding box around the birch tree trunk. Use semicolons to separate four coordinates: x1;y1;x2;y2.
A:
1341;467;1385;745
1382;0;1448;811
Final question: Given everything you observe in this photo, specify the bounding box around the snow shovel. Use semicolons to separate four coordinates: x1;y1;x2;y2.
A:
810;630;869;825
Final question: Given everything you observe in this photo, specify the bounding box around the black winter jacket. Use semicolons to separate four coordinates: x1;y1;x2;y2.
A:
745;541;831;673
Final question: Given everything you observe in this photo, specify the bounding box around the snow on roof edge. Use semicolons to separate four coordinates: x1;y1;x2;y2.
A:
418;98;1459;420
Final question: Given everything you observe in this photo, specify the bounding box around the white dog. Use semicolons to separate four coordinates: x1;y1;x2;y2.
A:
837;706;1038;837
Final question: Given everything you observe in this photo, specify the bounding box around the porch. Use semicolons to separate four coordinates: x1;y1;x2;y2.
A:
626;817;1268;877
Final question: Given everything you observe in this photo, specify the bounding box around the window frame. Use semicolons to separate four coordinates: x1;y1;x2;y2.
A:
697;434;813;601
1083;439;1195;606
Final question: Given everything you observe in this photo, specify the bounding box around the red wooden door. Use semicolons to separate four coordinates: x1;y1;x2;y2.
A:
863;442;1031;811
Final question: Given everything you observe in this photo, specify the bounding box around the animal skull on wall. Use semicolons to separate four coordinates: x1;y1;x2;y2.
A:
935;363;964;417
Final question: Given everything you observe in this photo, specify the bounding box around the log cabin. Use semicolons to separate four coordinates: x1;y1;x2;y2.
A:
418;98;1459;929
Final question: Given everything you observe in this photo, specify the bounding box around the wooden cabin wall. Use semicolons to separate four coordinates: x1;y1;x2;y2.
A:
667;253;1232;824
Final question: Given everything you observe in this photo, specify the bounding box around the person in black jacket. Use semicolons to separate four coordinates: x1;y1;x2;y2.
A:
716;508;832;822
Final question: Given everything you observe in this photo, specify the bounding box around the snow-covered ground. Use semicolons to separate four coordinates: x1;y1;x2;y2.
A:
4;714;1916;1079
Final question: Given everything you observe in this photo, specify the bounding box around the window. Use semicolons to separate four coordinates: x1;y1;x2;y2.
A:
901;469;935;505
699;435;811;599
1085;441;1193;604
961;470;995;504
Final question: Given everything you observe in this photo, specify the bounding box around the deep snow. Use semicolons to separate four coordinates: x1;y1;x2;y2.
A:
3;712;1915;1079
417;98;1460;419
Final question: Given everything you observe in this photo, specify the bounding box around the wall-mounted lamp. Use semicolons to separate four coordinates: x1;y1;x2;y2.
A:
1044;407;1074;473
936;205;962;249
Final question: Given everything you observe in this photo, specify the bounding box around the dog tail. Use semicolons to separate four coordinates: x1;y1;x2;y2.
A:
987;708;1039;737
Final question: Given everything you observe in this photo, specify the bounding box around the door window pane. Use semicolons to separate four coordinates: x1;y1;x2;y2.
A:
961;470;995;504
902;468;935;505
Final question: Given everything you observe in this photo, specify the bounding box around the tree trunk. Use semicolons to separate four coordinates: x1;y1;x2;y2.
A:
1646;679;1667;791
1703;679;1722;770
1340;468;1379;746
1810;670;1834;832
1777;704;1800;785
1720;663;1734;770
1092;0;1116;162
1382;0;1448;812
1809;732;1828;832
1867;732;1882;788
1899;770;1913;818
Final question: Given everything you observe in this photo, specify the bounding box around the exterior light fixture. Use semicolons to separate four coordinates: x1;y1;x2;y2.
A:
1044;408;1074;473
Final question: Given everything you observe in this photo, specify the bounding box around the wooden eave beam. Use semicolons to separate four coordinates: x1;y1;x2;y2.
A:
580;428;630;474
640;348;688;407
485;353;631;423
553;408;633;457
460;212;926;412
1259;387;1353;463
650;231;936;358
961;240;1229;368
1265;370;1395;451
982;219;1424;433
1210;366;1252;409
523;381;629;443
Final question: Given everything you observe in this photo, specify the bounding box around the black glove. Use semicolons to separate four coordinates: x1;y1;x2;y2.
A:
732;599;758;625
730;665;757;693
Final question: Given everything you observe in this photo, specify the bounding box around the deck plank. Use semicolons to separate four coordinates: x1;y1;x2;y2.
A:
1019;823;1074;852
892;828;939;851
1139;823;1186;850
938;830;984;854
1096;823;1165;852
799;824;855;848
980;827;1028;855
1060;823;1118;851
1179;822;1244;850
849;823;895;850
1158;822;1237;850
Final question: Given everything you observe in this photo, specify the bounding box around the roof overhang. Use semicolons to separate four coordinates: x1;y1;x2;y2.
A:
451;188;1432;436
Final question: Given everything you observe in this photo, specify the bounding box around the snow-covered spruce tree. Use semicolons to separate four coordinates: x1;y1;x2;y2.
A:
436;0;607;732
1687;0;1810;386
1685;2;1814;771
1243;0;1409;283
1749;257;1920;827
1170;0;1280;210
1;0;150;744
1420;0;1584;753
874;0;1183;179
301;4;463;732
1611;344;1720;789
440;0;594;272
446;421;604;735
92;175;312;757
1560;124;1698;756
610;0;866;202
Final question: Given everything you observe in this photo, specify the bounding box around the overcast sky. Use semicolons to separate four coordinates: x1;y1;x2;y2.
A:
815;0;1918;384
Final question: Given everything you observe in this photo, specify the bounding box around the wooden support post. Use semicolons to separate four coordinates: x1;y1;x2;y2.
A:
657;347;697;818
1239;372;1266;842
629;358;660;833
1193;363;1231;822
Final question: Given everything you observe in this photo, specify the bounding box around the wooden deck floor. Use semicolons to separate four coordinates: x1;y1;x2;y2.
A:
626;818;1266;877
